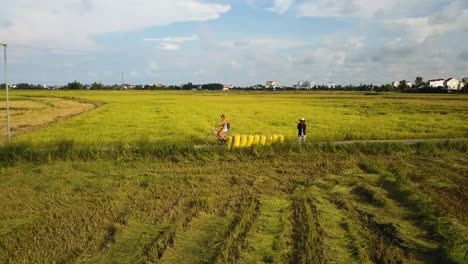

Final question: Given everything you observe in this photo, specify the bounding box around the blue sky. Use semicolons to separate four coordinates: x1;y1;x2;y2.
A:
1;0;467;86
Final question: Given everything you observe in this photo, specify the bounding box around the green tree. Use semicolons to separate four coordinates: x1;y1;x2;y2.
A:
414;77;424;88
383;84;394;92
202;83;223;90
67;81;84;90
398;80;409;92
90;82;104;90
182;82;193;90
16;83;31;90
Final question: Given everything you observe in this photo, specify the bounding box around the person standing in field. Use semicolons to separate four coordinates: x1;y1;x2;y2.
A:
297;117;306;143
218;114;228;142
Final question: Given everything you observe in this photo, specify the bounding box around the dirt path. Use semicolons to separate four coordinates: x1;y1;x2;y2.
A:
322;137;467;145
195;138;467;149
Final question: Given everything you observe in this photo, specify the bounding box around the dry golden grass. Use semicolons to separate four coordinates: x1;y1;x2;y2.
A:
0;97;96;143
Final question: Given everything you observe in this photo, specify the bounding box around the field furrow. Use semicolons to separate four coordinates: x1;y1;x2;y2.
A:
306;186;361;264
0;137;466;263
214;196;260;263
291;193;326;264
236;197;291;263
159;213;231;263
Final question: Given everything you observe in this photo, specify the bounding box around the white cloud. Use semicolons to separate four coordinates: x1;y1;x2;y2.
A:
145;61;160;76
144;35;200;43
145;34;199;50
384;8;468;43
0;0;230;49
268;0;295;14
231;60;243;70
298;0;395;18
248;0;295;14
159;43;181;50
297;0;458;19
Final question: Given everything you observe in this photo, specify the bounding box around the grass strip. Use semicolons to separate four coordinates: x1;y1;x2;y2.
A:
380;170;468;264
0;140;466;166
215;196;260;263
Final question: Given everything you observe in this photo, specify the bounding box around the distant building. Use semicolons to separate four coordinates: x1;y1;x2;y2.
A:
223;84;233;91
296;80;313;90
327;82;336;89
428;79;445;88
392;80;413;88
444;78;461;91
266;81;277;88
462;77;468;88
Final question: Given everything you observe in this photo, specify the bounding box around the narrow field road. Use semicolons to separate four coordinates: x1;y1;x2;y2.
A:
321;137;467;145
196;138;467;149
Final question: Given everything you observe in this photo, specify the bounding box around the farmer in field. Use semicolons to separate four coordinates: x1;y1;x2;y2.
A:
217;114;228;142
297;117;306;143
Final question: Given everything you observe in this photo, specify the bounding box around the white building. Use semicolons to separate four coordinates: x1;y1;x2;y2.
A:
223;84;233;91
296;80;313;90
428;79;445;88
327;82;336;89
462;77;468;88
266;81;277;88
392;80;413;87
444;78;461;91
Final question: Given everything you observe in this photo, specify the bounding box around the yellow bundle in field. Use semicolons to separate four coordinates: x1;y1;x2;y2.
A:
253;135;260;145
226;136;233;149
233;135;241;148
240;135;248;147
279;135;284;143
227;134;284;149
247;135;254;147
272;135;279;143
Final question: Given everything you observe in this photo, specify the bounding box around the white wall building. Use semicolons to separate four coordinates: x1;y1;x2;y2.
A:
428;79;445;88
462;77;468;88
296;80;313;90
444;78;461;91
392;80;413;87
223;84;233;91
266;81;277;87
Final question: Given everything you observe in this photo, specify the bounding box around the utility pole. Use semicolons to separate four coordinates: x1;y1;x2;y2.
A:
0;43;10;144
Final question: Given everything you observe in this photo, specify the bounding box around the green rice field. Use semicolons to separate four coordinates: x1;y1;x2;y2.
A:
1;90;467;145
0;91;467;263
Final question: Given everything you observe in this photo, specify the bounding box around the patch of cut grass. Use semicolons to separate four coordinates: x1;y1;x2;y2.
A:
77;220;166;264
306;186;360;264
0;218;35;236
237;197;291;263
160;213;231;264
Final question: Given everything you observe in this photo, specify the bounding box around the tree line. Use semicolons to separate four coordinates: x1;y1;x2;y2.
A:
1;77;466;93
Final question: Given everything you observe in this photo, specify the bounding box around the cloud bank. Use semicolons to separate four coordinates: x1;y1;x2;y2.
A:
144;35;200;50
0;0;230;49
